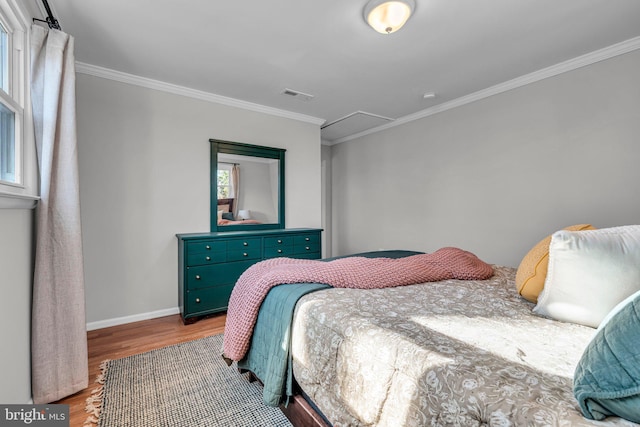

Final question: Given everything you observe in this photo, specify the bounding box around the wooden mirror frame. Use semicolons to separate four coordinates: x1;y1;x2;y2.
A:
210;139;285;232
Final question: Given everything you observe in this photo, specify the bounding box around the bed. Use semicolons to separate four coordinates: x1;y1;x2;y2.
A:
216;198;262;225
288;265;636;426
225;228;640;427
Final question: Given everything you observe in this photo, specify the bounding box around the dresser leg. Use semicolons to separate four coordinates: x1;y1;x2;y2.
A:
182;316;199;325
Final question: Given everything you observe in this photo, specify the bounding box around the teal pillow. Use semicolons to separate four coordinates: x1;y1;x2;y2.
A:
574;290;640;422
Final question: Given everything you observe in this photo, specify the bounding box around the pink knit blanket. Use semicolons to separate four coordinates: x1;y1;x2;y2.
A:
222;247;493;361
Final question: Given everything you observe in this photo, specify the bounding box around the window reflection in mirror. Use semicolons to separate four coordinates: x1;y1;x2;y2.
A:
217;153;280;225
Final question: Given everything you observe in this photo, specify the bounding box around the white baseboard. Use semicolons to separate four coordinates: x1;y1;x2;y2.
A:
86;307;181;331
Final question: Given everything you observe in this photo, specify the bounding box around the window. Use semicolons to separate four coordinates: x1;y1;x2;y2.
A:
1;22;8;90
217;165;231;199
0;21;18;183
0;3;25;189
0;101;15;182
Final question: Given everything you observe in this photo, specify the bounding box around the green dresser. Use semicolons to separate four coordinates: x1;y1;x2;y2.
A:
177;228;322;323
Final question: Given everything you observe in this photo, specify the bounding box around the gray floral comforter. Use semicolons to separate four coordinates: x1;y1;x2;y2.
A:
290;266;638;427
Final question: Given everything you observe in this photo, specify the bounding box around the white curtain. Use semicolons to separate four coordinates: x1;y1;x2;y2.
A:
231;164;240;218
30;25;88;404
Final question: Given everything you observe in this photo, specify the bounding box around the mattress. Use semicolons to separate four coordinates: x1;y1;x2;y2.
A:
289;266;638;426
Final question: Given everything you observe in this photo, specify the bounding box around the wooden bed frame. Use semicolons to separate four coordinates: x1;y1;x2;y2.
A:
280;393;331;427
217;197;234;214
245;371;330;427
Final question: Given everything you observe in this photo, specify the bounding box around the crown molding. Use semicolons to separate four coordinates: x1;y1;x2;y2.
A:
75;62;326;126
330;36;640;145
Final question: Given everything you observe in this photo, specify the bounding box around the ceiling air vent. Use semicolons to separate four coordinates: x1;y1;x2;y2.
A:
281;88;314;101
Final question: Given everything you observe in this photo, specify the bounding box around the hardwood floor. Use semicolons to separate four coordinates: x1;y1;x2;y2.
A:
55;313;226;427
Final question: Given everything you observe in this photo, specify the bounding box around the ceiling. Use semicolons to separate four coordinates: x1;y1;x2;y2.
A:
29;0;640;142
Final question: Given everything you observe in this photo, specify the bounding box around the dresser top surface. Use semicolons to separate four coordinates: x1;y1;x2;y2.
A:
176;228;323;241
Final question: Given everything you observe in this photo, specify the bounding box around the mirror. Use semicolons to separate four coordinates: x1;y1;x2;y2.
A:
210;139;285;231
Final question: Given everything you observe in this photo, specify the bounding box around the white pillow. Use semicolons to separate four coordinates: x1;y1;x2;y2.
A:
596;288;640;333
533;225;640;328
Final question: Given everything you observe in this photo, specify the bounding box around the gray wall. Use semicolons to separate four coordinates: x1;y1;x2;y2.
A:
76;74;322;325
0;209;33;403
330;50;640;267
321;144;332;258
0;2;36;402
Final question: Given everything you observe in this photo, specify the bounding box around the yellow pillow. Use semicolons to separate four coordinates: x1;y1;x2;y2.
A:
516;224;596;302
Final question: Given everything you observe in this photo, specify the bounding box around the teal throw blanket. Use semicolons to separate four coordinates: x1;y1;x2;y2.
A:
574;290;640;423
238;250;422;407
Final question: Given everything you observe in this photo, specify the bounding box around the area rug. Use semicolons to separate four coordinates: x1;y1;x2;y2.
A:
85;334;292;427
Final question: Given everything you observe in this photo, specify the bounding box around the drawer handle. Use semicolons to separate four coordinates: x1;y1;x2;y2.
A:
205;245;211;250
195;275;201;280
305;237;310;241
243;242;248;246
277;249;282;253
306;246;310;250
195;298;201;303
243;252;248;257
277;239;282;244
205;256;211;261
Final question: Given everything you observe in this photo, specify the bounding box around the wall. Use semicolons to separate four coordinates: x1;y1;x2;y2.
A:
321;144;332;258
330;50;640;267
76;74;322;325
0;209;33;403
0;0;38;403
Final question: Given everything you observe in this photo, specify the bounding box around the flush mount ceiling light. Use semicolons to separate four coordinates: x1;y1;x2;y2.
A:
364;0;415;34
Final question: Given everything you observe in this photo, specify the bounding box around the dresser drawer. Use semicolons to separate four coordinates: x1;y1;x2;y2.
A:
294;234;319;246
186;251;226;266
227;238;261;251
187;261;255;289
263;246;294;259
185;284;235;316
294;242;320;255
264;236;293;247
187;241;226;254
227;248;261;262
